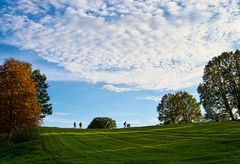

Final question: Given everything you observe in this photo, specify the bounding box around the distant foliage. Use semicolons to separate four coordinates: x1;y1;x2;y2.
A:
32;69;52;118
0;58;41;134
198;50;240;121
88;117;116;129
157;91;202;124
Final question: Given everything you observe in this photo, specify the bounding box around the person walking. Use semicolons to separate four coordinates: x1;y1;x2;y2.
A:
73;122;76;128
79;122;82;128
124;121;127;128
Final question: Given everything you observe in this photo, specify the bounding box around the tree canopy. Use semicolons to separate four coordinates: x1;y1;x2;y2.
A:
0;58;41;133
198;50;240;121
157;91;202;124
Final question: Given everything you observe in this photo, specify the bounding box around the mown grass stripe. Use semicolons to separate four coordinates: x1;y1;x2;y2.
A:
1;121;240;163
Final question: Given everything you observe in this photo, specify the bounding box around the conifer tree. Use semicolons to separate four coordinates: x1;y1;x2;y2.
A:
32;69;52;118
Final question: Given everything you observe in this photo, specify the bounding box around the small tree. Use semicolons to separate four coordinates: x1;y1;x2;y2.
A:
0;58;41;134
157;91;202;124
88;117;116;129
32;69;52;118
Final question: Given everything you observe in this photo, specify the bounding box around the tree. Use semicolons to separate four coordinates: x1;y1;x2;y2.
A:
32;69;52;118
197;84;220;121
157;91;202;124
198;50;240;121
88;117;116;129
226;50;240;115
0;58;41;133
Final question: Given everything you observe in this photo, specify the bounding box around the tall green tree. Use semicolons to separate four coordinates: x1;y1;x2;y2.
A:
198;50;240;121
32;69;52;118
157;91;201;124
226;50;240;115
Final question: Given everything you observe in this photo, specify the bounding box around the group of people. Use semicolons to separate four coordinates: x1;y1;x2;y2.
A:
123;121;130;128
74;121;131;128
73;122;82;128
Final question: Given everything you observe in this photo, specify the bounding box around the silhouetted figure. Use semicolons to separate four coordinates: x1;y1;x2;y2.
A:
127;123;130;128
123;121;127;128
73;122;76;128
79;122;82;128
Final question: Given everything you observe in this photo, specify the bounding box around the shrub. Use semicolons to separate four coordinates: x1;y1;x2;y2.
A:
10;127;40;144
88;117;116;129
0;133;9;145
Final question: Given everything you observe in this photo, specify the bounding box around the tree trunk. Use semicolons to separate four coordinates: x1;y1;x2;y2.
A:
238;104;240;116
229;108;235;121
222;94;235;121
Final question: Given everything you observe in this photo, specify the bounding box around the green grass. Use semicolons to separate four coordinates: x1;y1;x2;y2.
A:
1;121;240;163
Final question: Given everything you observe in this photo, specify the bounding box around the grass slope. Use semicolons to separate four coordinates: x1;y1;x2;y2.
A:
1;121;240;164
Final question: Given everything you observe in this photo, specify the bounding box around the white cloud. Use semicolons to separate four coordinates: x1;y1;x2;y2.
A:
1;0;240;91
102;84;137;92
149;118;159;124
39;66;86;82
136;96;162;102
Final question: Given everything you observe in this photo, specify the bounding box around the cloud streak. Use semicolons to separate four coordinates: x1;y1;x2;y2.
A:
136;96;162;102
102;84;138;92
1;0;240;91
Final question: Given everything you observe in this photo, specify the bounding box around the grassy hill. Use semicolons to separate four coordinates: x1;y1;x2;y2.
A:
0;121;240;164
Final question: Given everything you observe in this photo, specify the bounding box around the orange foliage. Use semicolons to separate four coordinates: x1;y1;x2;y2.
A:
0;58;40;133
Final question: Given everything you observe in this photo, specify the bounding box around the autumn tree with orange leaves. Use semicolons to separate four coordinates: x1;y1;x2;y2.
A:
0;58;41;134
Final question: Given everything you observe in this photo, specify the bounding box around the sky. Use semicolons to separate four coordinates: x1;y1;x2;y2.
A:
0;0;240;128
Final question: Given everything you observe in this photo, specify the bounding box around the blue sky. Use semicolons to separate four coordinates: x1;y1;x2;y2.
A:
0;0;240;128
0;42;171;128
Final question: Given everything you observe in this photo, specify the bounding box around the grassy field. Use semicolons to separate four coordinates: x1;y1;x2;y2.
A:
0;121;240;164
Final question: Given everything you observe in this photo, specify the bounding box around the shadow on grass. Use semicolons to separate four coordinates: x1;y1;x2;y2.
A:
0;135;43;163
